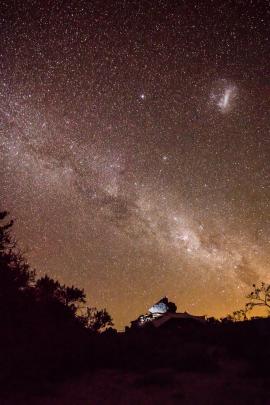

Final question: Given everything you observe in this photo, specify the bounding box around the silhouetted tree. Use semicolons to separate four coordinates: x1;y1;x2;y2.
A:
36;275;86;316
206;316;220;325
64;285;86;312
0;211;14;250
36;274;61;303
1;210;114;334
0;211;35;299
231;309;248;322
82;307;113;332
167;301;177;313
0;209;117;393
245;282;270;313
221;315;234;324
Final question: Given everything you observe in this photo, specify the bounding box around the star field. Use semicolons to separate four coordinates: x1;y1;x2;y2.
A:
1;0;270;328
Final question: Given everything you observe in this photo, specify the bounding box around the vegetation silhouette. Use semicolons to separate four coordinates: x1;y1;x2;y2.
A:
0;210;114;394
246;282;270;312
1;209;270;403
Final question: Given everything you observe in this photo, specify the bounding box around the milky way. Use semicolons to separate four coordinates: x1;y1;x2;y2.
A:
1;1;270;328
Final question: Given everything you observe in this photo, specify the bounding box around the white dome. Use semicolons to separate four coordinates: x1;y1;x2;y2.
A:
148;301;168;314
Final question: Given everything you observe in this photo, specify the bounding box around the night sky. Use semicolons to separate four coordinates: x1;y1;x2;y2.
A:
1;0;270;329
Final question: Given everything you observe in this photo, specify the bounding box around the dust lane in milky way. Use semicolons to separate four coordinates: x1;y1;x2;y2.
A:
1;1;270;328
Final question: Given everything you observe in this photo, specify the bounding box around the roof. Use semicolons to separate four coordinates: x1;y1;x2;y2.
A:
151;312;206;328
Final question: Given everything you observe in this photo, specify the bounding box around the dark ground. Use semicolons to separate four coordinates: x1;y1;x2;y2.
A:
1;319;270;404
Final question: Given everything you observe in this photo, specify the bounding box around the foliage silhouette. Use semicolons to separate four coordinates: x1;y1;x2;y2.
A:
81;307;114;332
2;209;270;401
0;211;35;297
167;301;177;313
228;282;270;322
0;210;115;394
0;210;112;328
245;282;270;313
36;275;86;313
231;309;248;321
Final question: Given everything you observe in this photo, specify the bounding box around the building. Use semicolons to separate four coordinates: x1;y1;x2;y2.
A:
130;297;206;329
